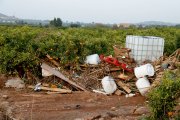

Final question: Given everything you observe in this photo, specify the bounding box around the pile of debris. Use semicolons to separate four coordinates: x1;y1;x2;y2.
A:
4;40;180;97
33;47;179;96
150;48;180;88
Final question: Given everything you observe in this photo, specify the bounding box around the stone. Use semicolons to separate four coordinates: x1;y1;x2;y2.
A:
111;107;116;111
133;106;149;115
2;95;8;99
5;78;25;89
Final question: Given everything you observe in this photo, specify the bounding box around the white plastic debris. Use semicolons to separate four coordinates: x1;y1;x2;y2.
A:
134;63;155;78
92;89;108;95
42;68;53;77
101;76;117;94
34;83;42;91
136;77;151;96
125;93;136;98
85;54;100;65
5;78;25;89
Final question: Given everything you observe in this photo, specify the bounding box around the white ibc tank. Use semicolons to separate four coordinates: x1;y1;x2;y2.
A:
126;35;164;64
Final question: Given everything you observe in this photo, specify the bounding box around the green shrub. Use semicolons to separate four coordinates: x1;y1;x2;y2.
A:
147;70;180;120
0;26;39;74
0;25;179;76
176;33;180;49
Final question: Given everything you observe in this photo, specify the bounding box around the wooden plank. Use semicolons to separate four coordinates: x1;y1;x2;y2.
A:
114;89;123;96
116;81;131;93
110;67;121;72
92;90;108;95
28;85;72;93
155;65;161;69
41;62;87;91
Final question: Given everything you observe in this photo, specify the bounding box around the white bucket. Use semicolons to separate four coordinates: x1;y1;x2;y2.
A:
134;63;154;78
85;54;100;65
136;77;150;96
101;76;117;94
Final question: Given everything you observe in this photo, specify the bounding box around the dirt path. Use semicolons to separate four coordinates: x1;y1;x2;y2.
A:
0;88;149;120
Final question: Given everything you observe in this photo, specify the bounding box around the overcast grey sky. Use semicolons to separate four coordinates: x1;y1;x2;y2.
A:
0;0;179;23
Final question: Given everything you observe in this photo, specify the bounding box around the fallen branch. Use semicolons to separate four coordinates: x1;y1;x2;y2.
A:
46;54;60;67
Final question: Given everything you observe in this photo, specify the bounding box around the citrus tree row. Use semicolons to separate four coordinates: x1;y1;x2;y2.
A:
0;25;179;75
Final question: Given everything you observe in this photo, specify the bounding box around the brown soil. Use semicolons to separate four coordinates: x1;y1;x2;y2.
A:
0;88;149;120
0;74;7;89
0;74;150;120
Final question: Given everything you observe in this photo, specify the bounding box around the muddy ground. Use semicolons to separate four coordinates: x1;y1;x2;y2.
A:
0;75;149;120
0;90;149;120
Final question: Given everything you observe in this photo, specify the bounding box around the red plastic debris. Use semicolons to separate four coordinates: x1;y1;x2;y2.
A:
100;54;133;73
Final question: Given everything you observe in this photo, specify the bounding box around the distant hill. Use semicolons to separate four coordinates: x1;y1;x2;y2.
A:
0;13;8;18
137;21;177;27
0;12;49;25
0;12;179;27
0;13;18;20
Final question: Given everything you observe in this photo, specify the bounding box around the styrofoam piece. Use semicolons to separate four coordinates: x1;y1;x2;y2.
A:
136;77;150;96
101;76;117;94
85;54;100;65
134;63;154;78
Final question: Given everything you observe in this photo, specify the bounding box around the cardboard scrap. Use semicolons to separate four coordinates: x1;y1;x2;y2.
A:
114;89;123;96
41;62;87;91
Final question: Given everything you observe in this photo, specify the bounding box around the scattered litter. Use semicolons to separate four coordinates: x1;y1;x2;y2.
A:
42;83;49;87
72;71;80;78
161;62;170;70
111;107;116;111
2;95;8;99
118;72;133;80
113;45;134;64
42;68;53;77
34;83;42;91
125;93;136;98
100;55;133;73
46;91;67;94
5;78;25;89
116;81;131;93
101;76;117;94
114;89;123;96
41;62;86;91
63;104;81;110
92;89;108;95
28;85;72;93
85;54;100;65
